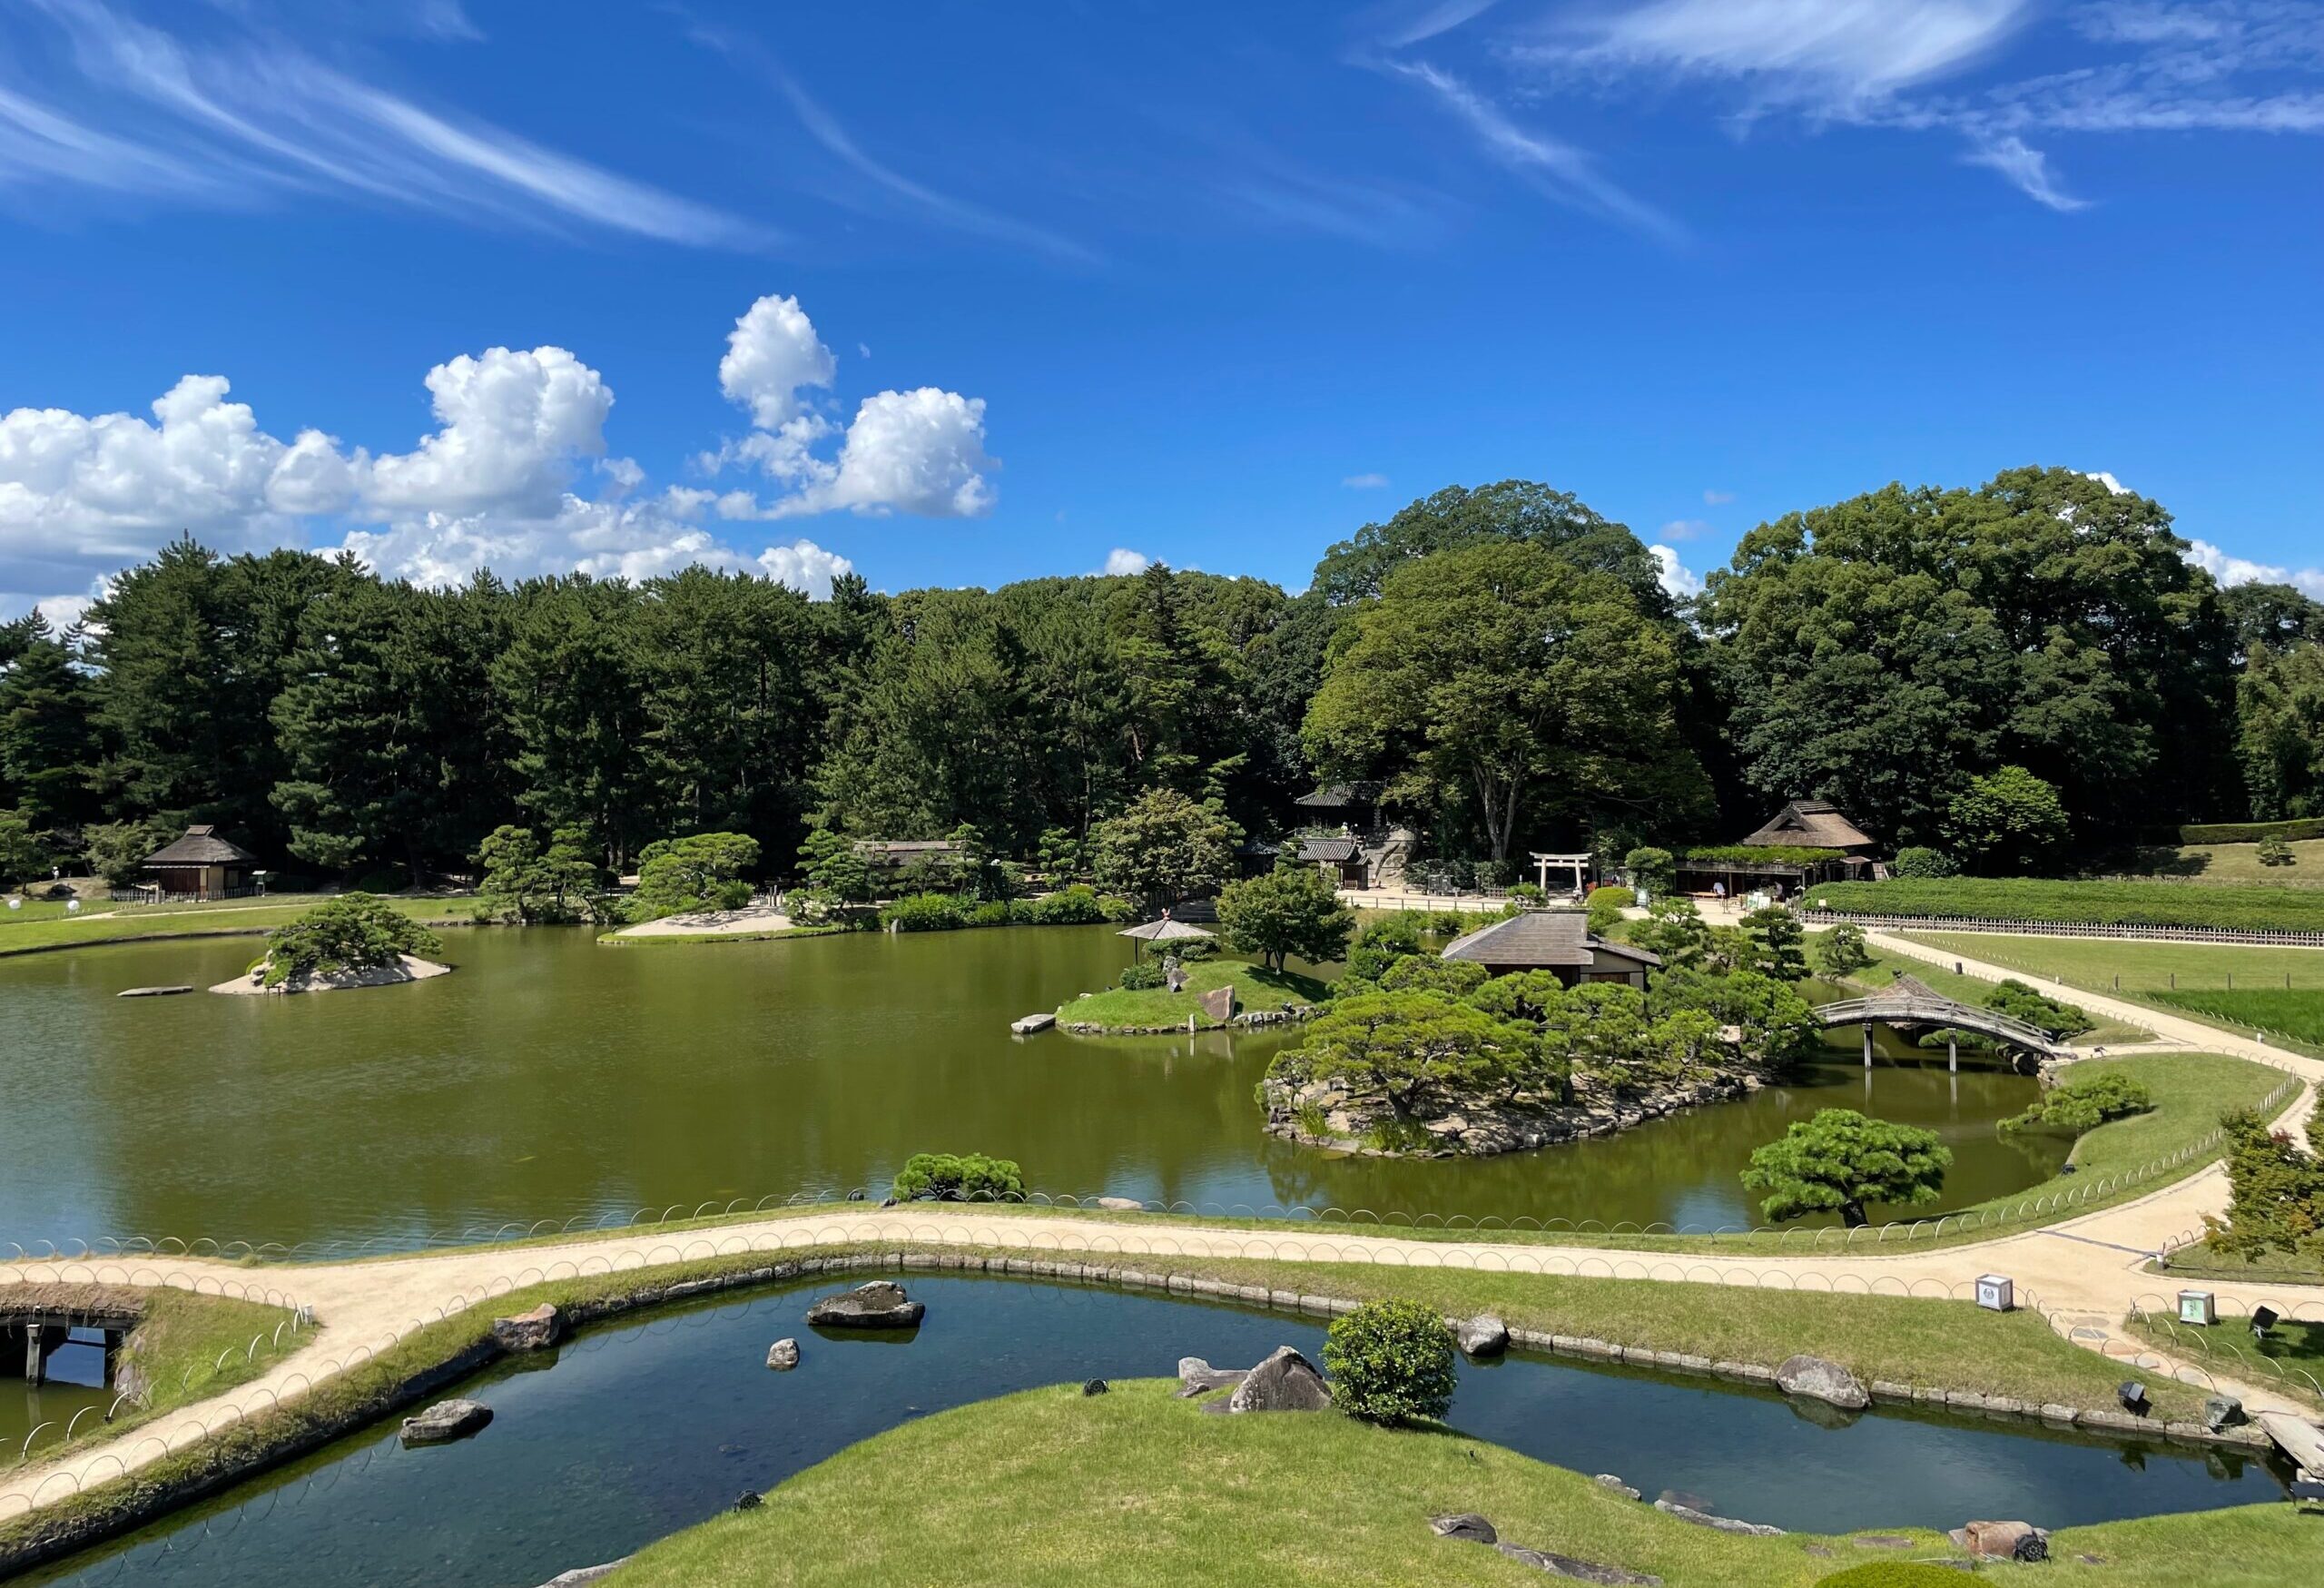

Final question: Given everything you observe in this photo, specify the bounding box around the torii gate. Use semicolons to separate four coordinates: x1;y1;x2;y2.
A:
1530;852;1590;899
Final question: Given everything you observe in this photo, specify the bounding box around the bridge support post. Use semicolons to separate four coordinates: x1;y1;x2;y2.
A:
24;1324;43;1386
1948;1038;1957;1074
1862;1022;1873;1068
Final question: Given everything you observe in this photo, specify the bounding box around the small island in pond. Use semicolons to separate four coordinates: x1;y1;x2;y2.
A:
212;893;451;996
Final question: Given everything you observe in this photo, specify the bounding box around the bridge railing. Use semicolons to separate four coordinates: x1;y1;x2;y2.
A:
1812;995;2067;1054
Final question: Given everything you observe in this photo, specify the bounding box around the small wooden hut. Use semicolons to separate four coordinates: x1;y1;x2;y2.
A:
139;826;259;901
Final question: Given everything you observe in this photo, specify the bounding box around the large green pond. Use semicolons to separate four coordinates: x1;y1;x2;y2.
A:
0;927;2065;1251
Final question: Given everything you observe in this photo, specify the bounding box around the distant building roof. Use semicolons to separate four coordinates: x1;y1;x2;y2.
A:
852;840;962;859
143;825;258;867
1742;800;1876;852
1441;912;1661;971
1296;835;1362;863
1295;782;1382;809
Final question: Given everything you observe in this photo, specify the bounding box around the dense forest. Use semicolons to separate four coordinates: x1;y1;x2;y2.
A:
2;466;2320;890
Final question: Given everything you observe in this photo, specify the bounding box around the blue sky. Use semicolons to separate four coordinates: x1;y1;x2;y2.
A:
2;0;2319;618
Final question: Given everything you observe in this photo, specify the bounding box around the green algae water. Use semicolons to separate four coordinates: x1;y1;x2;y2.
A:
0;927;2062;1251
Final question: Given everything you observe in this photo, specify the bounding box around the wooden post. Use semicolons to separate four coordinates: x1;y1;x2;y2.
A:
25;1325;44;1386
1947;1037;1958;1074
1863;1022;1874;1068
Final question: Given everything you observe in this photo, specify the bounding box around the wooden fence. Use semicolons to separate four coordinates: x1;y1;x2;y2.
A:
1800;909;2324;948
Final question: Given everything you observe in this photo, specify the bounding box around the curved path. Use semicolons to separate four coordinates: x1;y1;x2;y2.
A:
6;932;2323;1526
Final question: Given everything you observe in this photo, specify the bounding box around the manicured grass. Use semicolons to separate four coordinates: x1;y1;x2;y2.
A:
1057;960;1330;1031
2124;837;2324;887
613;1379;2311;1588
1812;876;2324;933
0;896;476;958
2149;1236;2324;1287
2123;1311;2324;1412
2152;990;2324;1048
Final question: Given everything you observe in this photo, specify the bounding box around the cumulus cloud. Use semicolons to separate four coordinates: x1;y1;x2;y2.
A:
1102;548;1153;576
704;293;999;522
0;286;987;609
1650;543;1702;598
2184;538;2324;600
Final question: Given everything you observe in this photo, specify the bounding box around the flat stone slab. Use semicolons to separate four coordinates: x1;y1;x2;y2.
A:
535;1563;631;1587
401;1397;492;1446
1009;1012;1056;1034
1653;1500;1783;1536
116;985;194;998
492;1303;562;1352
805;1280;924;1329
1177;1356;1249;1397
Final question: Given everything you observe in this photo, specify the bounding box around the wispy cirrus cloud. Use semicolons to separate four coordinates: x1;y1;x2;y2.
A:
0;0;767;247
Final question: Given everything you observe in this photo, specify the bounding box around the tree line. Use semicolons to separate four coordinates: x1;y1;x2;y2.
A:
3;466;2319;890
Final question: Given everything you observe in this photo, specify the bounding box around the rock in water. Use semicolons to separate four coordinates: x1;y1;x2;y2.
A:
1455;1315;1511;1357
804;1280;924;1328
1095;1196;1145;1211
766;1338;801;1370
1177;1356;1249;1397
401;1398;493;1446
1226;1346;1333;1413
1429;1514;1498;1544
492;1303;562;1353
1773;1353;1868;1410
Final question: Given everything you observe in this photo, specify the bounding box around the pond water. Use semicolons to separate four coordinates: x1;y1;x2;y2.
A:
0;927;2065;1252
2;1335;110;1455
20;1276;2289;1588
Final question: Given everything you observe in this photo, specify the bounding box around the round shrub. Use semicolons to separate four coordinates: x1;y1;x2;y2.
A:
1320;1298;1457;1425
2002;1070;2153;1135
1585;884;1635;933
881;892;968;932
1891;846;1960;879
261;893;442;987
891;1152;1024;1202
1117;960;1167;991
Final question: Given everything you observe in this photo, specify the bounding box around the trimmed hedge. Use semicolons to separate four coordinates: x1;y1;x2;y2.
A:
1678;843;1844;866
1807;877;2324;933
2179;817;2324;845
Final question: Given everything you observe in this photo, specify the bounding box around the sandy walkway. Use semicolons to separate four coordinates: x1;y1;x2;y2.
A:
7;932;2323;1525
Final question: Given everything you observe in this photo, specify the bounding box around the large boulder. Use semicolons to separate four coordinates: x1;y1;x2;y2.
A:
492;1304;562;1353
1429;1514;1498;1544
766;1338;801;1370
2203;1395;2244;1431
1455;1315;1511;1357
1226;1345;1333;1413
1952;1520;2049;1561
1177;1356;1250;1397
401;1398;493;1446
804;1280;924;1329
1774;1353;1868;1410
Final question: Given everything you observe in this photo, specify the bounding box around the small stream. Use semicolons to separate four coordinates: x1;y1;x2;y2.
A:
21;1276;2289;1588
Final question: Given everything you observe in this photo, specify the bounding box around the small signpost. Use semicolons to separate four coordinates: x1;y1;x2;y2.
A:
1974;1274;2014;1313
2177;1289;2218;1327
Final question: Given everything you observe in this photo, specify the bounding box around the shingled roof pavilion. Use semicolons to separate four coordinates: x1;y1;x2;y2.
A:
140;825;260;901
1441;911;1661;991
1742;800;1876;854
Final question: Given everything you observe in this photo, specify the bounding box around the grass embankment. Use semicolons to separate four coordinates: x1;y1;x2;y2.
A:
2122;1309;2324;1413
2150;1237;2324;1287
1896;933;2324;1057
1058;960;1330;1031
611;1381;2311;1588
2134;837;2324;887
1843;952;2152;1046
0;895;475;959
1;1241;2243;1573
5;1287;300;1465
1813;877;2324;934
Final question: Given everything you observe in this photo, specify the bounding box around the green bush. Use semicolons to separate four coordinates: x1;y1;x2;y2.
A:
1890;845;1959;878
881;892;970;932
1321;1298;1457;1425
1118;960;1167;991
1806;877;2324;933
261;893;442;987
890;1152;1024;1202
1678;843;1843;866
1019;884;1108;925
1171;935;1218;962
630;832;760;919
967;900;1012;927
1098;893;1139;923
2001;1070;2154;1136
1584;884;1634;934
2181;816;2324;844
1984;978;2094;1040
1508;881;1547;905
1623;844;1676;895
2258;836;2296;867
1815;921;1872;975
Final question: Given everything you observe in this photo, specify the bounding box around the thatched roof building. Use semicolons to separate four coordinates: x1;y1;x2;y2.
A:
1440;911;1660;990
1741;800;1876;854
140;826;259;901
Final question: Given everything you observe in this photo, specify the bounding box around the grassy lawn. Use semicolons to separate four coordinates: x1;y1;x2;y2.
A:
2124;837;2324;887
1842;951;2152;1046
2151;990;2324;1049
0;895;477;958
2149;1236;2324;1287
610;1379;2312;1588
1058;959;1330;1031
1896;932;2324;1057
1813;876;2324;933
2123;1310;2324;1411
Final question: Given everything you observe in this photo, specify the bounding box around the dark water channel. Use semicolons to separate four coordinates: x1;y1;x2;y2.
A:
20;1276;2288;1588
0;928;2064;1252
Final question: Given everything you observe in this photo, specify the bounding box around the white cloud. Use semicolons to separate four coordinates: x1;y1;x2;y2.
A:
1963;134;2087;211
2083;469;2133;495
756;538;856;597
1702;488;1737;505
1650;543;1702;598
0;0;764;247
1658;518;1711;542
1103;547;1153;576
719;295;837;431
1342;472;1392;488
362;347;611;518
2184;538;2324;600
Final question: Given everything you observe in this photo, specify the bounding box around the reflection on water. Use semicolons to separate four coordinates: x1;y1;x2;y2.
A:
21;1277;2288;1588
0;929;2061;1249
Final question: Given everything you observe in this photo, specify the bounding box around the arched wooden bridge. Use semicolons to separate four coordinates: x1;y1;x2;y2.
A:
1814;974;2073;1065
